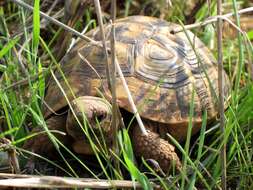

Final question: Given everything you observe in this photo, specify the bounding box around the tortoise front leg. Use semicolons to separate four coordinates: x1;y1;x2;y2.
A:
132;124;182;173
23;114;70;156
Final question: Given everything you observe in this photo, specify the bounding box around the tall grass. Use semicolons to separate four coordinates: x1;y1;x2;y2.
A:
0;0;253;189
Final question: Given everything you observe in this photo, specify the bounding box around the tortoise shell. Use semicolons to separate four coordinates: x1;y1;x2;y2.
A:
44;16;230;129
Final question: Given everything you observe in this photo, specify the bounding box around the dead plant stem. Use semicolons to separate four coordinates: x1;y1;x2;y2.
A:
8;0;100;46
217;0;226;190
173;7;253;33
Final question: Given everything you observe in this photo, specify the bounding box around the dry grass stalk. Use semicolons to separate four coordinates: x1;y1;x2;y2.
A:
9;0;100;47
93;0;147;135
217;0;226;190
0;138;20;174
172;6;253;33
0;173;146;189
94;0;112;90
109;0;121;171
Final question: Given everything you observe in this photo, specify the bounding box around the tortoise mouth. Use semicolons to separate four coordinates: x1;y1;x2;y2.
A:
66;113;112;137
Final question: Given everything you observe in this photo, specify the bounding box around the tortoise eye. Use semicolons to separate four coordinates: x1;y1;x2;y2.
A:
96;113;106;122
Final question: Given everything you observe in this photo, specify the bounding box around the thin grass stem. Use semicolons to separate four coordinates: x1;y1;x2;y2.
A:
217;0;226;189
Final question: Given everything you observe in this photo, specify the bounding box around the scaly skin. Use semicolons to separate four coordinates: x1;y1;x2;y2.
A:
132;123;182;172
24;96;113;156
24;114;69;156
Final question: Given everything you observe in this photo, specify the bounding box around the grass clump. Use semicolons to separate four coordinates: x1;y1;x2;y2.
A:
0;0;253;189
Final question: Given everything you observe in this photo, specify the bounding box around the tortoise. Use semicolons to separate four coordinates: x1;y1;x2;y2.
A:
25;16;230;172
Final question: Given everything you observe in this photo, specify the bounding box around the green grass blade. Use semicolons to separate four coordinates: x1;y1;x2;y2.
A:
189;110;207;189
119;129;152;190
0;37;19;59
181;88;195;189
232;0;245;103
37;60;45;98
32;0;40;55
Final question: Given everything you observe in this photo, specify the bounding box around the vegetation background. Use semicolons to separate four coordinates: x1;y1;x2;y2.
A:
0;0;253;189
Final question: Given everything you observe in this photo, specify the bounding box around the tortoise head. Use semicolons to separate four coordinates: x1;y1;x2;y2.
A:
66;96;112;141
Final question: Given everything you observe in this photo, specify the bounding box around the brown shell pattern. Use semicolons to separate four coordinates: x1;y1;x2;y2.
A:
44;16;230;124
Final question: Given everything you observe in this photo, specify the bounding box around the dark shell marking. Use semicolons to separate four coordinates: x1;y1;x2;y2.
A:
44;16;230;127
